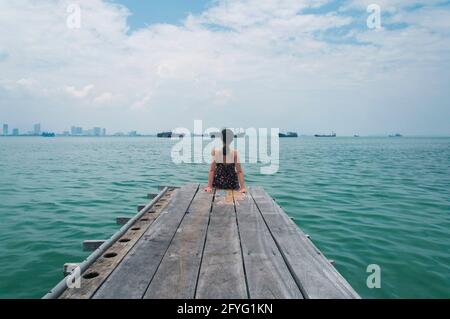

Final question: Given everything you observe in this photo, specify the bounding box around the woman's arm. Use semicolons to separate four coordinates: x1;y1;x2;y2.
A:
235;151;246;192
205;149;216;192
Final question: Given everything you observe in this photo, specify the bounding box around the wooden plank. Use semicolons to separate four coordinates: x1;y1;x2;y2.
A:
61;213;160;298
143;187;214;299
195;190;248;299
233;191;304;299
92;184;199;299
60;189;176;299
250;187;360;299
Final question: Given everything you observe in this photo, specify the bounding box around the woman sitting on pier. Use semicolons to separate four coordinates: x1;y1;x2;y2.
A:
205;129;247;193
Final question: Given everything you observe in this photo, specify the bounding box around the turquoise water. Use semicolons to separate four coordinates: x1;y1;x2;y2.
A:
0;137;449;299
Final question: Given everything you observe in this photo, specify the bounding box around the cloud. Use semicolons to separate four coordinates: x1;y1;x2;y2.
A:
388;6;450;34
94;92;114;104
131;93;153;110
195;0;326;29
64;84;94;98
0;48;8;61
0;0;449;134
214;89;233;105
342;0;449;13
16;78;36;88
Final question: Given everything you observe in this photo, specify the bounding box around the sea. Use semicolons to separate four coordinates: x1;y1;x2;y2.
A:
0;136;449;298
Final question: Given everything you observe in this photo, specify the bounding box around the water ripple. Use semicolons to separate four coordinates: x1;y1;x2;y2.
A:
0;136;449;298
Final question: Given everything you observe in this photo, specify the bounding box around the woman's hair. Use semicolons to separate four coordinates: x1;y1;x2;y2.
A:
221;128;234;156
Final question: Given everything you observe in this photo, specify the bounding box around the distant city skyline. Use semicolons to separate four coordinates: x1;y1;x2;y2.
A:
0;122;110;136
0;121;151;137
1;120;449;137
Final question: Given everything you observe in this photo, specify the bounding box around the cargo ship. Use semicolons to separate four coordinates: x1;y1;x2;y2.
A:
279;132;299;138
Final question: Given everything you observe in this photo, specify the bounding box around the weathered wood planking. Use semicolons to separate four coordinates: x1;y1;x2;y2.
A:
195;190;248;299
61;211;162;299
93;184;199;299
250;187;360;299
143;188;214;299
49;184;360;299
61;189;175;299
233;191;304;299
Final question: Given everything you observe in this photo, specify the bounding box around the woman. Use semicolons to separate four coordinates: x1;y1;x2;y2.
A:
204;129;247;193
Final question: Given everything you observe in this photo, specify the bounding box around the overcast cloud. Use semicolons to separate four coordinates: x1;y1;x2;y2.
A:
0;0;449;135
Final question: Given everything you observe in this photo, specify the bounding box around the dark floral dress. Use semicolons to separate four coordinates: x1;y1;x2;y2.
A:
213;163;239;190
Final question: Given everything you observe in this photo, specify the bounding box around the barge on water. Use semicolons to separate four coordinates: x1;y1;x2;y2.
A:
314;132;337;138
43;184;360;299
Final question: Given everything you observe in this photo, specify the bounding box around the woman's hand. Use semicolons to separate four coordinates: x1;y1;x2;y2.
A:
204;186;213;193
239;187;247;194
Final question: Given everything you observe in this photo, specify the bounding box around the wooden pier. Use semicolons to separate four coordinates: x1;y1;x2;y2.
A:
44;184;360;299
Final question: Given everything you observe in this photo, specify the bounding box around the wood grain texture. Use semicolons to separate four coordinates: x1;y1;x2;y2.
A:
61;212;160;299
250;187;360;299
195;190;248;299
234;191;304;299
55;184;360;300
92;184;199;299
143;187;214;299
60;189;176;299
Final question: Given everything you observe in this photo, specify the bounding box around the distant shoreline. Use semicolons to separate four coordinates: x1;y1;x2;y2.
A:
1;135;449;138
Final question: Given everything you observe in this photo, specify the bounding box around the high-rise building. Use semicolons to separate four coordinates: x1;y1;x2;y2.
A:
3;124;8;136
102;128;106;136
71;126;83;135
12;128;19;136
34;123;41;136
93;127;102;136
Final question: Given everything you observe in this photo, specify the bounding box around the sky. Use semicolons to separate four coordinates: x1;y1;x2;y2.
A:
0;0;449;135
